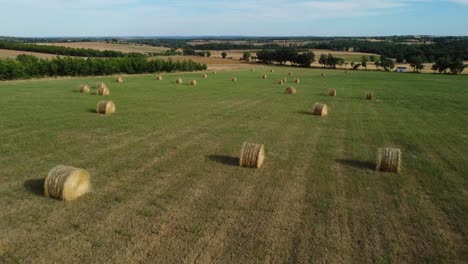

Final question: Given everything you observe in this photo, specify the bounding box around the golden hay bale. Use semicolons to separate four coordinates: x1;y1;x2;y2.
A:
96;82;107;89
313;103;328;116
328;89;337;97
251;68;255;72
97;86;110;96
366;92;374;100
96;101;115;114
285;87;296;94
79;85;90;93
44;165;91;201
277;79;284;85
213;71;217;74
156;75;163;80
283;77;287;83
190;80;197;86
203;74;208;78
294;79;301;84
270;69;274;73
232;77;237;82
176;78;183;84
116;77;124;83
288;72;292;76
376;148;401;173
239;142;265;168
262;74;268;79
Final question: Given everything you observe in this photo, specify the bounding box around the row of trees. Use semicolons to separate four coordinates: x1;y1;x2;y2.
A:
0;55;207;80
256;48;315;67
0;41;138;58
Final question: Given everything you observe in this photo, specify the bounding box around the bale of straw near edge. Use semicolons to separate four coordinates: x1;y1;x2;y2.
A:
176;78;183;84
96;101;115;114
285;87;296;94
366;92;374;100
329;88;337;97
376;148;401;173
44;165;91;201
96;82;107;89
116;77;124;83
239;142;265;168
97;86;110;96
79;85;90;93
313;103;328;116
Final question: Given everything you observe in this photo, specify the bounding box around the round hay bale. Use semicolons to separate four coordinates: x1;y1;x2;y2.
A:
232;77;237;82
116;77;124;83
189;80;197;86
251;68;255;72
313;103;328;116
294;79;300;84
97;86;110;96
376;148;401;173
79;85;90;93
96;101;115;114
366;92;374;100
44;165;91;201
156;75;163;80
96;82;107;89
176;78;183;84
213;71;217;75
239;142;265;168
277;80;284;85
262;74;268;79
203;74;208;78
285;87;296;94
328;89;337;97
270;69;274;73
288;72;292;76
283;77;287;83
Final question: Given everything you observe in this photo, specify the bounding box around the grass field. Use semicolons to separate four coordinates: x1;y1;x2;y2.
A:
0;68;467;263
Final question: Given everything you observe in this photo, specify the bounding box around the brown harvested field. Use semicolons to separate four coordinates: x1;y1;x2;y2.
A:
151;55;256;71
0;49;60;59
39;42;170;54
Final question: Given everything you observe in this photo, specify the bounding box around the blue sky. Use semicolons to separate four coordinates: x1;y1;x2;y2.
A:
0;0;467;37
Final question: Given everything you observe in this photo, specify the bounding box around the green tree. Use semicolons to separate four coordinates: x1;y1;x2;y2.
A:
242;51;251;61
361;56;368;70
221;51;227;59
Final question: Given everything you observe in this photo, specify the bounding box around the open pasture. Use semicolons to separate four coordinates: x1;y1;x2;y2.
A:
0;68;466;263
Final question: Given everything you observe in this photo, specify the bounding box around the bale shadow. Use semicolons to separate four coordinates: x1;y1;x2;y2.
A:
207;155;239;167
296;110;312;115
336;159;375;170
24;178;45;196
86;108;97;113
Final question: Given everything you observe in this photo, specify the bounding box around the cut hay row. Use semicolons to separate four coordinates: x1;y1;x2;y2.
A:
376;148;401;173
79;84;90;93
313;103;328;116
239;142;265;168
44;165;91;201
96;101;115;114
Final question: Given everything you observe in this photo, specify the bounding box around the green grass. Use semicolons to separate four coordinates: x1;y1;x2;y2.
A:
0;69;466;263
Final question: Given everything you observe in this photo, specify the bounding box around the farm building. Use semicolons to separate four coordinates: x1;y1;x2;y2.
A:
396;66;407;73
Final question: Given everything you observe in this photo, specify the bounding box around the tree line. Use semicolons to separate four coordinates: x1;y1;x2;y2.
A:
0;41;139;58
0;55;207;80
256;48;315;67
